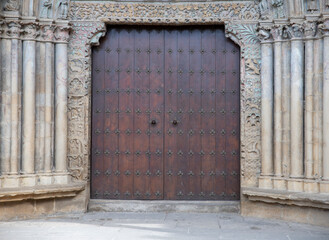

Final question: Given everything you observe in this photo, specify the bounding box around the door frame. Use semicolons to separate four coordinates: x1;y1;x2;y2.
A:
90;25;241;200
67;1;262;202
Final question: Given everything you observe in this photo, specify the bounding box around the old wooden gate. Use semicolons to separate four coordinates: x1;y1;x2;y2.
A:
91;26;240;200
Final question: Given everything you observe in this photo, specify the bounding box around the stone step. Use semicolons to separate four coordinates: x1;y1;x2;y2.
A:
88;200;240;213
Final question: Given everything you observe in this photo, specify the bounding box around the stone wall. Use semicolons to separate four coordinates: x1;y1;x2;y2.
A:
0;0;86;220
0;0;328;226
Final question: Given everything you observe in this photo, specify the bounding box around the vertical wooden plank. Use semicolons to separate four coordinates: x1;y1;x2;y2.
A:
149;28;165;199
201;28;217;199
225;39;240;200
164;29;178;199
118;27;134;199
133;29;150;199
103;28;120;199
175;29;190;199
91;36;105;199
188;29;202;200
215;28;227;199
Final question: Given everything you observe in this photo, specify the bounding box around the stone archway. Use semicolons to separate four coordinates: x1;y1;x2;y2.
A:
67;1;262;197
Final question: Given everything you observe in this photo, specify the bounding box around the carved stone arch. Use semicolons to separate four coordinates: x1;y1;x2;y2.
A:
68;1;262;189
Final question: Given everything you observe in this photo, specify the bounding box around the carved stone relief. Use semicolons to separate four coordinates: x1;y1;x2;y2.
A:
39;0;53;19
56;0;69;20
4;0;19;12
67;1;261;187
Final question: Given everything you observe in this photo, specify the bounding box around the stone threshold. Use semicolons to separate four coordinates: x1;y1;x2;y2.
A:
0;182;85;203
88;199;240;213
242;187;329;210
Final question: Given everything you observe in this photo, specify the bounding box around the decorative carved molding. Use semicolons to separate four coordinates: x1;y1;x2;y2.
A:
69;2;259;22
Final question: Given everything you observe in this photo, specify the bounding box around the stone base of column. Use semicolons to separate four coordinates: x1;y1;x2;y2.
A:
319;181;329;193
287;178;304;192
258;176;273;189
53;173;70;184
0;173;72;188
303;180;319;193
272;177;287;190
0;175;20;188
20;175;37;187
38;174;53;185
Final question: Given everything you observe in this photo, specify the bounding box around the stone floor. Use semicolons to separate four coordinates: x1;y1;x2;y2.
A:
0;212;328;240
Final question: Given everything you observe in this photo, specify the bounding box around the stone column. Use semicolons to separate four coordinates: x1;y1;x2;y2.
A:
272;25;283;177
304;21;316;179
21;22;38;174
281;28;291;177
259;26;274;178
294;0;303;16
42;25;55;173
321;21;329;180
54;25;70;173
313;33;323;179
0;26;12;175
289;24;304;178
9;21;21;174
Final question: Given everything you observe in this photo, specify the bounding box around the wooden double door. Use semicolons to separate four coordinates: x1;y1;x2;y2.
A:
91;26;240;200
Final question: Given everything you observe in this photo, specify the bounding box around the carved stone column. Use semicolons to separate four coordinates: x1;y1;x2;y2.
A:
258;25;274;187
313;28;323;179
320;20;329;180
54;24;70;176
0;22;12;175
289;23;304;179
271;25;283;178
304;21;317;179
8;21;21;175
21;22;38;177
41;24;55;174
281;27;291;178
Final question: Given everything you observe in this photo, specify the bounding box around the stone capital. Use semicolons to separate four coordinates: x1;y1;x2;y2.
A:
54;25;71;43
271;24;284;41
303;20;317;39
257;25;273;43
2;21;21;39
40;24;55;42
21;22;39;40
318;19;329;37
286;23;304;40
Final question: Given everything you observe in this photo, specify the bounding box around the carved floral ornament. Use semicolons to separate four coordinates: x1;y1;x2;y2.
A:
69;2;259;22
